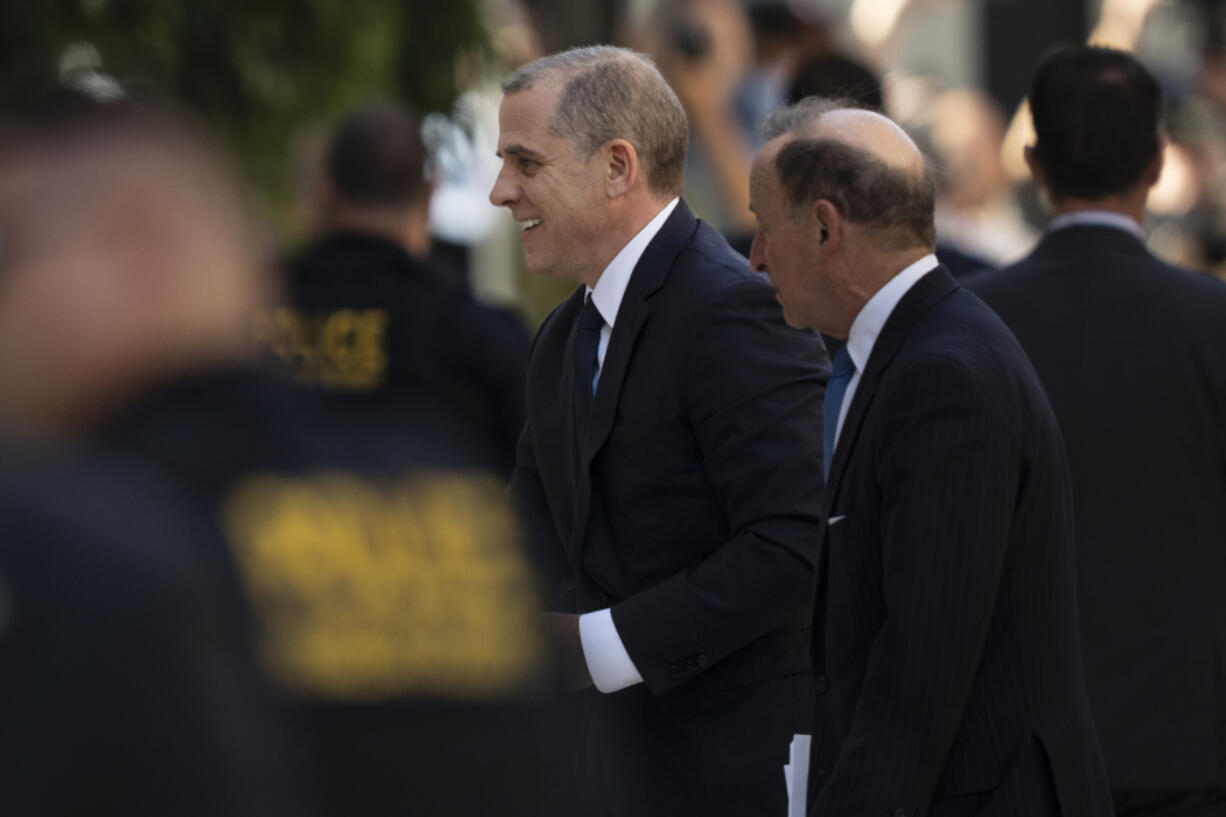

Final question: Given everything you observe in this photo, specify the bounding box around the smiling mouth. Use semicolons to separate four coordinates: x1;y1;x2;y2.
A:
519;218;542;234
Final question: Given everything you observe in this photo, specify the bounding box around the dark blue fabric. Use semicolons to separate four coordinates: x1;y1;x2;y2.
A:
573;296;604;400
823;344;854;479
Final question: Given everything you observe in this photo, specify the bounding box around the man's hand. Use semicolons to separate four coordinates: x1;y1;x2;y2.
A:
541;612;594;692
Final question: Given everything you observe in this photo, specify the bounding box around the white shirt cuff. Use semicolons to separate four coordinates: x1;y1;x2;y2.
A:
578;608;643;693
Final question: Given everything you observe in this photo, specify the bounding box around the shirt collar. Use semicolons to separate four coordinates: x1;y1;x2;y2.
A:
845;253;940;373
585;197;680;324
1048;210;1145;241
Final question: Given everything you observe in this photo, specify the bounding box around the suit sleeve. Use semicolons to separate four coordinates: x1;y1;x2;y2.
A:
812;357;1021;816
610;279;829;693
453;301;531;459
508;421;574;609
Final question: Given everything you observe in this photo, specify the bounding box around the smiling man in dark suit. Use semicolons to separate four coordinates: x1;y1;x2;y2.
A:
489;45;829;816
748;98;1114;817
968;45;1226;817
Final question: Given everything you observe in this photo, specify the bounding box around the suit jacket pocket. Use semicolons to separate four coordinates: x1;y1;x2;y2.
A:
933;737;1010;798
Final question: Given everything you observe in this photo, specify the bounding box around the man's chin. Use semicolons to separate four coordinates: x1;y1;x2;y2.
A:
779;303;810;331
523;257;572;282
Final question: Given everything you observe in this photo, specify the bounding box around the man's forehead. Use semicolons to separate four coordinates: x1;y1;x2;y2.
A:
750;137;790;188
497;84;559;148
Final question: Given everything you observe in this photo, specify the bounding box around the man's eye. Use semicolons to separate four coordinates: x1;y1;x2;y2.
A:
519;158;540;173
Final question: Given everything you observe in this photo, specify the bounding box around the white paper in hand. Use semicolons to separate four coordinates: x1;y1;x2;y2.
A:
786;734;811;817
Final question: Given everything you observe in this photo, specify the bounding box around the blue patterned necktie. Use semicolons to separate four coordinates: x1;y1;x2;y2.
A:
823;345;855;479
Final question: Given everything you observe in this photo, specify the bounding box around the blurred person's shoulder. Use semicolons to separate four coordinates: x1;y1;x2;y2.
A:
0;443;218;571
0;443;239;651
973;228;1226;312
285;231;439;288
101;363;513;488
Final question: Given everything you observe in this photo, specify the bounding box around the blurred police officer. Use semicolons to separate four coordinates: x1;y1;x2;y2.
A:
262;102;529;473
969;45;1226;817
0;93;304;817
0;92;566;817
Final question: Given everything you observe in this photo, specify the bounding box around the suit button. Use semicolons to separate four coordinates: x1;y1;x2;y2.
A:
816;674;829;693
696;653;709;669
894;810;906;817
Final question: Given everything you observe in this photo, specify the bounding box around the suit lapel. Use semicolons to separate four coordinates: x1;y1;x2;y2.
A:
543;288;588;471
822;266;959;513
580;200;697;466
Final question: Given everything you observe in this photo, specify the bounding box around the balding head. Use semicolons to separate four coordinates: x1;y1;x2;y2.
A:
758;99;935;251
749;100;937;336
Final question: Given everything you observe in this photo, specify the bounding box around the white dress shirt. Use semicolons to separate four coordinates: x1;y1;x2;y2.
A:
834;253;940;447
577;196;679;694
1048;210;1145;242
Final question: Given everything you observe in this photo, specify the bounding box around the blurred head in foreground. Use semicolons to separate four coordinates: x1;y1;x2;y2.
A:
0;93;268;442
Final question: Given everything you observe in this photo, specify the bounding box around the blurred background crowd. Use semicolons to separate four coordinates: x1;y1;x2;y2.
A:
7;0;1226;326
2;1;1225;815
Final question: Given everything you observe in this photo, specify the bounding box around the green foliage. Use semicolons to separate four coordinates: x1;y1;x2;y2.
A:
0;0;487;219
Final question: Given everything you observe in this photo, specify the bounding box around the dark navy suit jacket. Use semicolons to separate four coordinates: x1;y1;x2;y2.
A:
970;226;1226;792
808;266;1114;817
513;199;830;816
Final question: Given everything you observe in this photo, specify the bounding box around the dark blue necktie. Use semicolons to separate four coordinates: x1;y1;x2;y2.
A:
823;345;854;479
573;296;604;410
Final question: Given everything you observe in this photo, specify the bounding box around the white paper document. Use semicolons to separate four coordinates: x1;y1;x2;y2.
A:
784;733;811;817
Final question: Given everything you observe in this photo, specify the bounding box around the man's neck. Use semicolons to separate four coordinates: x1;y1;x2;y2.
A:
1049;192;1146;226
578;195;674;289
323;204;429;258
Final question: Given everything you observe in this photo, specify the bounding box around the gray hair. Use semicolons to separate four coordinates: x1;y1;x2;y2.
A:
759;97;936;250
502;45;688;197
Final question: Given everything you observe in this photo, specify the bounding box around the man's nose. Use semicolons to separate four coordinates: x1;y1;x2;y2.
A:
489;168;518;208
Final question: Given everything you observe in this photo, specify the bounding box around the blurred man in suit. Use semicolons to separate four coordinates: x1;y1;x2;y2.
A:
489;45;829;816
749;98;1113;816
969;45;1226;817
261;102;529;474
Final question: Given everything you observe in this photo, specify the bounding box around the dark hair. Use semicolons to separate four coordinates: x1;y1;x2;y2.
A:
1029;44;1162;200
775;137;935;249
325;102;426;208
788;54;883;111
501;45;688;197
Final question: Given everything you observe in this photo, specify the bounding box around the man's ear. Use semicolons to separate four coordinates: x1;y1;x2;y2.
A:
813;199;841;250
1144;140;1165;189
605;139;640;198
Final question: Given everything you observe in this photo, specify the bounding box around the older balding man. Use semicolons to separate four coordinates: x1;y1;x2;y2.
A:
749;99;1114;817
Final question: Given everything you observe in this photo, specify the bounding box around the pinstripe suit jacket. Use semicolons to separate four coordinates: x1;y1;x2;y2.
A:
807;266;1114;817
